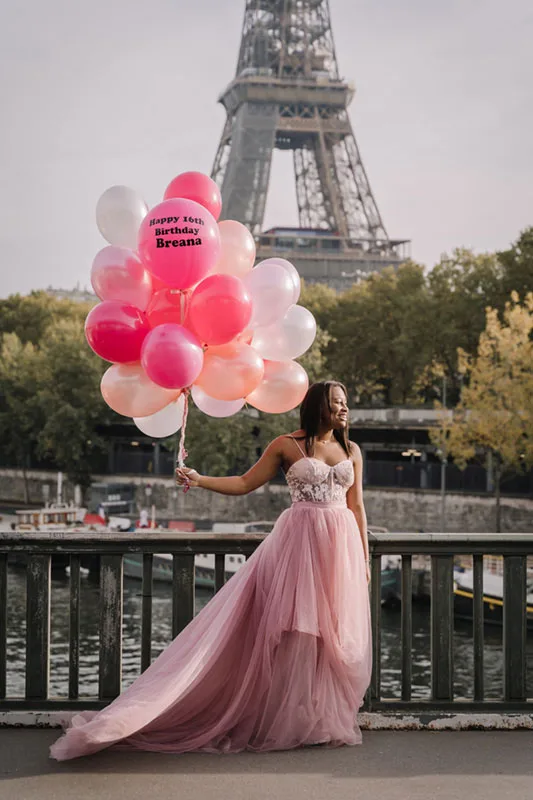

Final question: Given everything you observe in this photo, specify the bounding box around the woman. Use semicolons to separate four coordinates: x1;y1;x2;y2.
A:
50;381;371;760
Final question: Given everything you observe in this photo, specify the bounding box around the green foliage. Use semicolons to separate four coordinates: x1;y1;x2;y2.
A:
0;291;92;345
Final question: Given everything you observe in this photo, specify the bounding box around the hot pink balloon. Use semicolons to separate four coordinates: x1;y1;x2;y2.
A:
164;172;222;221
196;342;264;401
191;385;245;418
141;324;204;389
187;274;252;346
138;198;221;290
215;220;256;278
244;262;294;328
101;363;180;417
146;288;185;328
85;301;149;363
247;359;309;414
91;246;153;311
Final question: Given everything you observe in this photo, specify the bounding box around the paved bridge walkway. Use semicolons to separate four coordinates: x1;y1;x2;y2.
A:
0;729;532;800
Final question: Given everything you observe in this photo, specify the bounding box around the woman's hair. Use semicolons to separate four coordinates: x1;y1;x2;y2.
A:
299;381;351;456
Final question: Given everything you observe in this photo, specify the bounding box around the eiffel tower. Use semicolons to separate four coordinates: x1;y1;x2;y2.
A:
211;0;409;291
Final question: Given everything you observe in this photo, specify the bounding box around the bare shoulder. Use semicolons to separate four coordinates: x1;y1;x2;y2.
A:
348;440;362;462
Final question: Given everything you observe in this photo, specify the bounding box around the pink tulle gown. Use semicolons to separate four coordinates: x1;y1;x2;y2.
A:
50;440;372;760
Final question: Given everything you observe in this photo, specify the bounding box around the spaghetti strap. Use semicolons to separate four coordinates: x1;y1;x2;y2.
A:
288;436;306;458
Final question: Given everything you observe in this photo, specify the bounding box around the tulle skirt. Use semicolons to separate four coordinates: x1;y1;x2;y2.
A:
50;501;372;760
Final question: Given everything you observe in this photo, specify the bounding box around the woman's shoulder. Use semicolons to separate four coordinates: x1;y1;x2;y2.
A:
348;440;362;461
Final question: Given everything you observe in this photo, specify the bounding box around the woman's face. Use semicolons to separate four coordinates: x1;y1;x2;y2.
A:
326;385;348;430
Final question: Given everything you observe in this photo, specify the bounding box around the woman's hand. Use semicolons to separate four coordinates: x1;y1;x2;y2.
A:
175;467;202;489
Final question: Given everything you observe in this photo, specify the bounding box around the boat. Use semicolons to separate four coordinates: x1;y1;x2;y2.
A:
122;521;273;589
454;569;533;629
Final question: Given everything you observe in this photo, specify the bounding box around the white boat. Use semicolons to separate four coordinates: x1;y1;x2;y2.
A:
123;521;273;588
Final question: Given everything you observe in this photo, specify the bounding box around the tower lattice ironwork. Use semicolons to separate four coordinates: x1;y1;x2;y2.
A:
211;0;409;289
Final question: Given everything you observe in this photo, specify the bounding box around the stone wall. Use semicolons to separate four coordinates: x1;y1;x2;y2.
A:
1;468;532;533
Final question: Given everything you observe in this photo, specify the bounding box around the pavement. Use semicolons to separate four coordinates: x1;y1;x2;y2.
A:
0;729;532;800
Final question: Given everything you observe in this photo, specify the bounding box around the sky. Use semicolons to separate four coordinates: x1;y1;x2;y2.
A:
0;0;531;297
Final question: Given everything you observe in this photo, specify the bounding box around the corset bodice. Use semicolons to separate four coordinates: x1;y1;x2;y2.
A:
285;457;354;505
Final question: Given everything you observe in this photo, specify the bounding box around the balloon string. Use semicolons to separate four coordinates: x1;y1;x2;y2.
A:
177;390;190;492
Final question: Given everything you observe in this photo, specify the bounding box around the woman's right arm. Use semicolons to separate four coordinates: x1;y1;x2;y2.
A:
176;438;285;496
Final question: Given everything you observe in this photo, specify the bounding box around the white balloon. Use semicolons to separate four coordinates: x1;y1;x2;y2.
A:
258;257;300;304
96;185;148;249
244;262;294;328
191;385;245;418
252;304;317;361
133;395;186;438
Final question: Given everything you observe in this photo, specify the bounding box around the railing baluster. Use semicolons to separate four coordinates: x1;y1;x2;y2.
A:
214;554;225;593
473;553;484;701
503;555;527;701
141;554;153;672
401;554;413;701
370;554;382;705
431;554;454;701
0;554;7;699
68;554;80;699
99;555;123;701
172;555;195;638
26;555;51;700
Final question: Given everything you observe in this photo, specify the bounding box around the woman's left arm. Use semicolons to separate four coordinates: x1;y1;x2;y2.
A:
346;443;369;568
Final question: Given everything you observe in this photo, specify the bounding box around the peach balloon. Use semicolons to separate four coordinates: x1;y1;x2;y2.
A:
196;342;264;401
101;363;180;417
246;359;309;414
214;220;256;278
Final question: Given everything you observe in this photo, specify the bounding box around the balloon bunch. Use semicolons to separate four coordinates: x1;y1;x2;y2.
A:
85;172;317;464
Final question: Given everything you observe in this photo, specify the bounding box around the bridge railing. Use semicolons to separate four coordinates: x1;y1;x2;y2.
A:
0;531;531;714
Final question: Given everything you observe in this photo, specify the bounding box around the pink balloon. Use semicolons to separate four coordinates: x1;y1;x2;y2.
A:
101;363;180;417
196;342;264;401
214;220;256;278
187;274;252;346
85;301;149;363
247;359;309;414
138;198;221;290
191;385;244;418
260;258;301;304
244;262;294;328
141;324;204;389
91;246;153;311
146;288;185;328
164;172;222;221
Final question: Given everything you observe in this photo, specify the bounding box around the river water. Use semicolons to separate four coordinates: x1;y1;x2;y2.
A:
4;565;533;699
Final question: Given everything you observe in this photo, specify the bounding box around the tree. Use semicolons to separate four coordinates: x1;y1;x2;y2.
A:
0;333;47;502
431;293;533;531
36;318;111;489
0;291;92;345
325;261;432;404
497;227;533;308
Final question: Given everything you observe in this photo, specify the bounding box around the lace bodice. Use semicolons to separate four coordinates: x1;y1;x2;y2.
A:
285;457;354;505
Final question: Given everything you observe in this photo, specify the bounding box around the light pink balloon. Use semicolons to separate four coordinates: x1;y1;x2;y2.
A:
214;220;256;278
244;262;294;328
259;257;301;304
196;342;264;401
133;395;186;437
141;324;204;390
91;246;153;311
246;359;309;414
164;172;222;221
138;198;221;290
101;363;180;417
187;274;252;346
191;385;245;418
251;305;317;360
